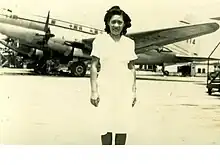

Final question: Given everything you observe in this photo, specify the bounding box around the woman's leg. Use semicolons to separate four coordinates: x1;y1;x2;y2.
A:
101;132;112;145
115;133;127;145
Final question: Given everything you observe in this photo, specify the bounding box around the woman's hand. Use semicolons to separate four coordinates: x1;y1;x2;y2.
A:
132;92;137;107
90;92;100;107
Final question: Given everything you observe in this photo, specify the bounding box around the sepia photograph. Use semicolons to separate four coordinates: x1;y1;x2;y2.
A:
0;0;220;145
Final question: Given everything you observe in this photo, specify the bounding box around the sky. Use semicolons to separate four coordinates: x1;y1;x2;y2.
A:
1;0;220;31
1;0;220;57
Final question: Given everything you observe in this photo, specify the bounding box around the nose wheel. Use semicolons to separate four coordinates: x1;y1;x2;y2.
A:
163;70;169;76
162;64;169;76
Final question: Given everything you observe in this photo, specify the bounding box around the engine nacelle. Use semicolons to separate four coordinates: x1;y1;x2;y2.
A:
35;49;44;57
64;40;91;56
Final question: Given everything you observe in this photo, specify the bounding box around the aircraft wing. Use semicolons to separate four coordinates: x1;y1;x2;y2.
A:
82;22;219;53
175;55;220;62
163;55;220;66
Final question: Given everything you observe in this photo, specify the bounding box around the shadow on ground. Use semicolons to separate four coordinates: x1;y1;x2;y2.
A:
0;71;90;78
136;77;205;83
0;70;209;84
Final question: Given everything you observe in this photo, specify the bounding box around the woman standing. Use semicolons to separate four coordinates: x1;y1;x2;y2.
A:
90;6;138;145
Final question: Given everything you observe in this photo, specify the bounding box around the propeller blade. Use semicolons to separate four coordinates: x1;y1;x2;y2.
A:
44;11;50;33
36;11;55;46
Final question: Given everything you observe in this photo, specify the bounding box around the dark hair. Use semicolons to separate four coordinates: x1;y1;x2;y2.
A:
104;6;131;35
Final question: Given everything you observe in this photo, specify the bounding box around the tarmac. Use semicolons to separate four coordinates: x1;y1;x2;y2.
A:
0;68;220;145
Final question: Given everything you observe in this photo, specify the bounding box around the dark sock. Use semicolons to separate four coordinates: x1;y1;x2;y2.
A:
115;133;127;145
101;132;112;145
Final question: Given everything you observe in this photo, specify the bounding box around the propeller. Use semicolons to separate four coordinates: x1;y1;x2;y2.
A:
36;11;55;46
64;40;85;49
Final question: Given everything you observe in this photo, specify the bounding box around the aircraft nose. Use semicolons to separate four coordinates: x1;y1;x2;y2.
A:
0;34;8;40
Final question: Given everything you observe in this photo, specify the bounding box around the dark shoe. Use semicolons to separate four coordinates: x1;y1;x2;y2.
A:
101;132;112;145
115;133;127;145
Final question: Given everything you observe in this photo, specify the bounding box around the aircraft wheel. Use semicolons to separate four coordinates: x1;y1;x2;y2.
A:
45;59;59;74
34;63;47;75
208;88;212;95
163;70;169;76
69;62;87;77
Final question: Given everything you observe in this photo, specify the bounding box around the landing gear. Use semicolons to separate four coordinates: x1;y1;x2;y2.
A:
45;59;60;74
162;64;169;76
33;48;88;77
68;61;87;77
34;56;60;75
208;88;212;95
163;70;169;76
34;57;88;77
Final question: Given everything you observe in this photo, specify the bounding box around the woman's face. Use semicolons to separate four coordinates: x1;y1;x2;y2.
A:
108;14;125;36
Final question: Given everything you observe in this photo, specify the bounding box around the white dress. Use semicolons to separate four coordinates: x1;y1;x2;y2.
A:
91;33;138;134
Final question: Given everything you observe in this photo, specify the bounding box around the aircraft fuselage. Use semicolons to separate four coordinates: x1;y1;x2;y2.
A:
0;22;73;55
136;51;178;65
0;14;45;31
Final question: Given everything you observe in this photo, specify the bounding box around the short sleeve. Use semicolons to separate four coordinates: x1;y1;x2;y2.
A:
129;40;138;61
90;36;101;59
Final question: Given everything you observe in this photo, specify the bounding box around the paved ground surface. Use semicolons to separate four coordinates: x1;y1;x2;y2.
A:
0;68;220;145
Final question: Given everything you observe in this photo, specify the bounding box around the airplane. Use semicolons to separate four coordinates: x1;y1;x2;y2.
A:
136;46;220;76
150;18;220;76
0;8;219;77
30;12;220;76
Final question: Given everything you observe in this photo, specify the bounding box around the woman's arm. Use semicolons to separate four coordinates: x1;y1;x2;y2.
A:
128;60;136;96
129;60;137;107
90;56;99;99
89;36;101;107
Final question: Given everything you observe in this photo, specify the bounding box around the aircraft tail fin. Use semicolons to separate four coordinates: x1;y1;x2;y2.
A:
171;14;201;56
211;17;220;21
